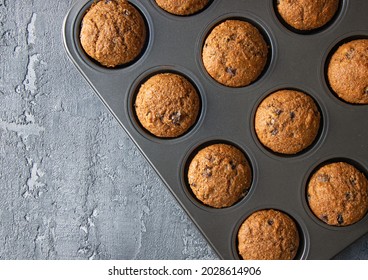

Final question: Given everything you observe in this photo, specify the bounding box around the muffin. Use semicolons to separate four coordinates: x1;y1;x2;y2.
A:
276;0;339;31
155;0;209;16
202;20;268;87
255;90;320;154
135;73;200;138
187;144;252;208
327;39;368;104
307;162;368;226
80;0;146;67
237;209;300;260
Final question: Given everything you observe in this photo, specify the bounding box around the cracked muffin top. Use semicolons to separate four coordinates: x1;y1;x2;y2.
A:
327;39;368;104
307;162;368;226
80;0;146;67
202;20;268;87
276;0;339;31
155;0;209;16
134;73;200;138
237;209;300;260
255;90;321;155
187;144;252;208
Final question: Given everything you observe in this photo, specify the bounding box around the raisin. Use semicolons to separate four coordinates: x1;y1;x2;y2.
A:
267;219;274;226
364;86;368;95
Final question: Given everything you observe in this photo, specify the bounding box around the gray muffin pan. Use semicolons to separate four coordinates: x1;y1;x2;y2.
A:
63;0;368;259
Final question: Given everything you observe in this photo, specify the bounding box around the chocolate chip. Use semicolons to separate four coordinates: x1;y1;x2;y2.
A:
364;86;368;95
349;176;357;186
267;219;274;226
317;174;330;183
271;128;279;135
290;112;295;120
307;194;311;201
202;166;212;178
321;215;328;222
274;109;283;116
289;243;296;252
345;192;351;200
225;34;237;42
229;160;236;170
170;111;182;126
337;214;344;225
157;113;164;122
345;48;355;59
123;9;131;16
205;155;214;162
226;67;237;77
105;0;112;3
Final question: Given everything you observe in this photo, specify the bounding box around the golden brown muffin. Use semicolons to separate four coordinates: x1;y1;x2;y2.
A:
276;0;339;31
238;209;300;260
155;0;209;16
327;39;368;104
202;20;268;87
187;144;252;208
80;0;146;67
255;90;320;154
307;162;368;226
135;73;200;138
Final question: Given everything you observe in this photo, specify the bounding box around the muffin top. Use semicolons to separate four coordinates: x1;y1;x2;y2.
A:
155;0;209;16
202;20;268;87
135;73;200;138
328;39;368;104
80;0;146;67
255;90;320;154
307;162;368;226
277;0;339;31
238;209;300;260
188;144;252;208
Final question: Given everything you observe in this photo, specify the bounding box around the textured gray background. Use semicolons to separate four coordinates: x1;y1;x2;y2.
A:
0;0;367;260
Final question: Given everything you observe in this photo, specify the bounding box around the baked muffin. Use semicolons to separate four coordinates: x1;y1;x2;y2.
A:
307;162;368;226
276;0;339;31
80;0;146;67
135;73;200;138
255;90;320;154
237;209;300;260
155;0;209;16
188;144;252;208
202;20;268;87
327;39;368;104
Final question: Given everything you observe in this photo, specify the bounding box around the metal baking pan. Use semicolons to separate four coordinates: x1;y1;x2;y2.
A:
62;0;368;259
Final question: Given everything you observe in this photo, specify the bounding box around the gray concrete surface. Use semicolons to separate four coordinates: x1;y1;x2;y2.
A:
0;0;367;260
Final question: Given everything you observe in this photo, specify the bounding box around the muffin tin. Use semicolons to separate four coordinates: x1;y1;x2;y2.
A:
63;0;368;259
